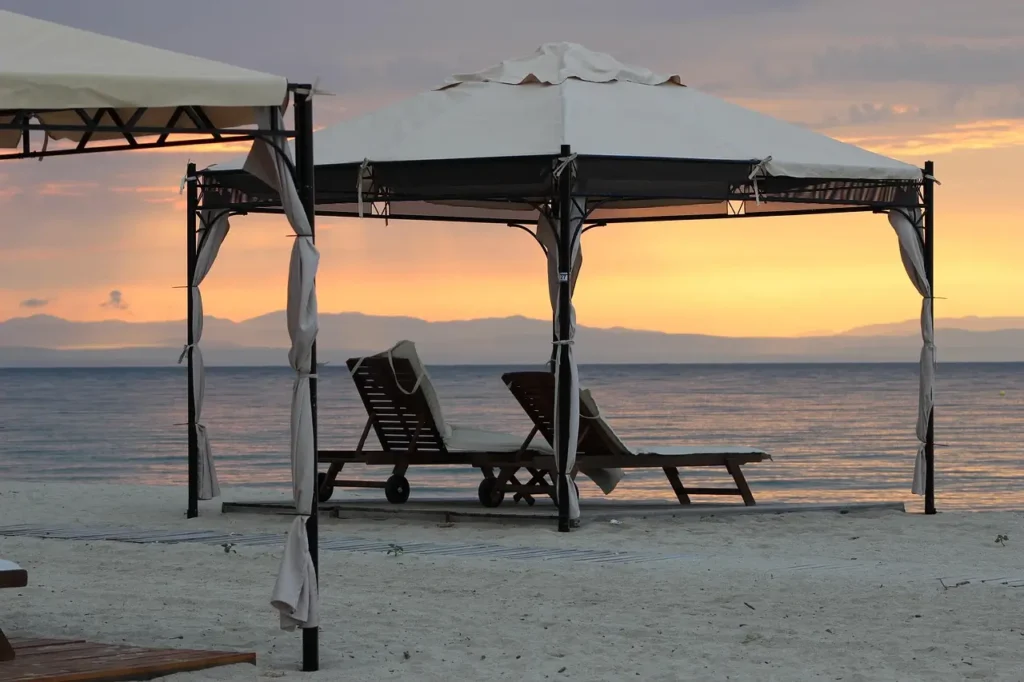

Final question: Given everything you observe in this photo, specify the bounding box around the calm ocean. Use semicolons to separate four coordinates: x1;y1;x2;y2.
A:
1;364;1022;512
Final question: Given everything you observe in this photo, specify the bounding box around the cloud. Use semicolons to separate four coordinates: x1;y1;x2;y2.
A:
557;0;812;23
37;182;99;197
109;184;185;206
846;103;923;125
797;102;930;130
836;118;1024;156
787;87;1024;145
19;298;50;309
100;290;129;310
746;42;1024;103
110;185;178;194
811;43;1024;88
983;88;1024;119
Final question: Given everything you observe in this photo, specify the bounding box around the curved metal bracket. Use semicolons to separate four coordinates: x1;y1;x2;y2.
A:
508;222;548;254
194;208;242;253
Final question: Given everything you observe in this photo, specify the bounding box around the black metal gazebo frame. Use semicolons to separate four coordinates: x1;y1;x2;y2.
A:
1;84;324;672
194;146;938;535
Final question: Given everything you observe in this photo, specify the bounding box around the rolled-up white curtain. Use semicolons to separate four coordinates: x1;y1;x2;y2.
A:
183;209;230;500
537;212;583;323
537;210;624;497
245;106;320;630
541;196;588;521
887;207;934;495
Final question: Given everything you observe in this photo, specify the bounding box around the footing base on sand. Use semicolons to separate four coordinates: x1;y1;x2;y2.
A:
222;498;905;523
2;637;255;681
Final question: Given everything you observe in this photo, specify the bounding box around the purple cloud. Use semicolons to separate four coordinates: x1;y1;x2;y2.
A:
100;290;129;310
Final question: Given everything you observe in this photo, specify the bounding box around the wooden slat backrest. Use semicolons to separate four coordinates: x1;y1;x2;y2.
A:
501;371;610;457
346;356;446;453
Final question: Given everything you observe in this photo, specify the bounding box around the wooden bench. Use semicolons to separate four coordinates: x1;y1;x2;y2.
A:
1;559;28;662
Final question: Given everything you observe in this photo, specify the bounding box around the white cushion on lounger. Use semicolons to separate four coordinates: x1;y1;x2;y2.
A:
445;423;554;454
369;340;451;438
579;388;632;456
632;445;768;456
0;559;23;573
577;389;627;493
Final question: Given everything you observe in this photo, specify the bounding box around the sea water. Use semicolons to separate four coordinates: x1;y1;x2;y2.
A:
1;364;1022;511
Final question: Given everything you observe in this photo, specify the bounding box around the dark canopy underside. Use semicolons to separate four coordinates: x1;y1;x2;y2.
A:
199;154;923;224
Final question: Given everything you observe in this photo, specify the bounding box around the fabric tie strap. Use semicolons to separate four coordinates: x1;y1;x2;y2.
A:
177;344;195;364
293;77;320;98
748;155;773;205
179;174;197;195
357;158;371;217
553;153;578;179
349;344;426;396
386;348;425;396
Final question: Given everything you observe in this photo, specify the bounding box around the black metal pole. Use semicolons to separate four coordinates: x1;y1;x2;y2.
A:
185;162;199;520
923;160;936;515
555;144;573;533
293;87;320;671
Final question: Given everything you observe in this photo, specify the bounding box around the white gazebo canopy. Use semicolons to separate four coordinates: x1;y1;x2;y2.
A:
206;42;921;224
0;9;289;149
220;42;916;178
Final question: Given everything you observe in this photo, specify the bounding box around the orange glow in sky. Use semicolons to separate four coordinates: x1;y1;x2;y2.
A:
1;116;1023;338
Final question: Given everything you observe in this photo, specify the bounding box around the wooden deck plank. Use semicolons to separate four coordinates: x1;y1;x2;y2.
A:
2;637;255;682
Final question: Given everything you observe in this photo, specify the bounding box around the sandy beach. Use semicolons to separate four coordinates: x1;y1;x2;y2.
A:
1;481;1022;681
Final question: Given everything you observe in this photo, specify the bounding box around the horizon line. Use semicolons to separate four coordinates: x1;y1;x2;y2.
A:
4;360;1024;369
5;311;1024;339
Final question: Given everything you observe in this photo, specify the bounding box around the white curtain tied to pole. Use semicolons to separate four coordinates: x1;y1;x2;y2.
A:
180;209;230;499
537;209;624;497
888;207;933;495
539;195;586;521
245;106;320;630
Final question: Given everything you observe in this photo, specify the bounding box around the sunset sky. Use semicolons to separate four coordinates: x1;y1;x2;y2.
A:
1;0;1023;337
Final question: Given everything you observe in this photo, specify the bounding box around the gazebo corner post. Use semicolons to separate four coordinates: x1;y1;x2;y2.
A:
923;160;936;515
185;162;199;520
293;86;320;671
555;144;574;533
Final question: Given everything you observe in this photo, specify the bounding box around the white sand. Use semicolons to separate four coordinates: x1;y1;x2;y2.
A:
1;481;1022;681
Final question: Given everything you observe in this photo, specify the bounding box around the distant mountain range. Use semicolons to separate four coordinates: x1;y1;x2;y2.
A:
1;312;1023;366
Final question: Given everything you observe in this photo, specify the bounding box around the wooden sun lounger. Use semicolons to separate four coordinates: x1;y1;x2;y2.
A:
501;371;770;506
316;356;548;506
1;559;28;662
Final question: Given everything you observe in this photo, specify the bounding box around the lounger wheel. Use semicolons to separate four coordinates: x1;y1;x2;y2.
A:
477;478;505;508
384;475;411;504
317;472;335;502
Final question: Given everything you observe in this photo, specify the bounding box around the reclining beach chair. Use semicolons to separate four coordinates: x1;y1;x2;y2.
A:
0;559;27;662
317;341;554;505
501;371;771;506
